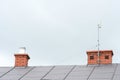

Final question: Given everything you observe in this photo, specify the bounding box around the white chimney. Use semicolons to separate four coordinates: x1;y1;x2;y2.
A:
19;47;26;53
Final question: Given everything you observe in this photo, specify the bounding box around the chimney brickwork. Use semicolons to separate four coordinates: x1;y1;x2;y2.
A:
87;50;113;65
14;54;30;67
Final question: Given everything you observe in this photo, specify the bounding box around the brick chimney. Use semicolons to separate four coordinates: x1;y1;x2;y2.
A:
14;47;30;67
87;50;113;65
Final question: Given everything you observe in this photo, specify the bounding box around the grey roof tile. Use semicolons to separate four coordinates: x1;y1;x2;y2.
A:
21;66;53;80
0;67;33;80
65;66;94;80
43;65;74;80
89;64;117;80
0;64;120;80
0;67;13;78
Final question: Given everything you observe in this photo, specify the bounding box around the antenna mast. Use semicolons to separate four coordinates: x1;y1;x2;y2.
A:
97;23;102;64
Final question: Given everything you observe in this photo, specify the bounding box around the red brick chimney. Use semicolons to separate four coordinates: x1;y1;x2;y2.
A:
14;47;30;67
87;50;113;65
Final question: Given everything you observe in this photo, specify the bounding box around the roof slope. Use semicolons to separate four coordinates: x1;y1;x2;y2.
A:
0;64;120;80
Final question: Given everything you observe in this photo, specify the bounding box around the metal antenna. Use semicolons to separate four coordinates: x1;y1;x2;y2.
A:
97;22;102;64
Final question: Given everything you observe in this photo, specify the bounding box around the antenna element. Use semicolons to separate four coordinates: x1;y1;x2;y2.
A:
97;23;102;64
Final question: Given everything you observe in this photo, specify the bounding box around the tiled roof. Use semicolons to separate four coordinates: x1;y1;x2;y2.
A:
0;64;120;80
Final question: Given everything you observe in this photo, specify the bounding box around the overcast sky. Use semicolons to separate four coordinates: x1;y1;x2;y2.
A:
0;0;120;66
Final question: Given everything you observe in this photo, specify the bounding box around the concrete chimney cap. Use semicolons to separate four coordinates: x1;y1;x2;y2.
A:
86;50;113;56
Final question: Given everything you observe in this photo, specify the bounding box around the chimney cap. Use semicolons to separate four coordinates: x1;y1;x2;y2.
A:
86;50;113;55
19;47;26;53
14;54;30;59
